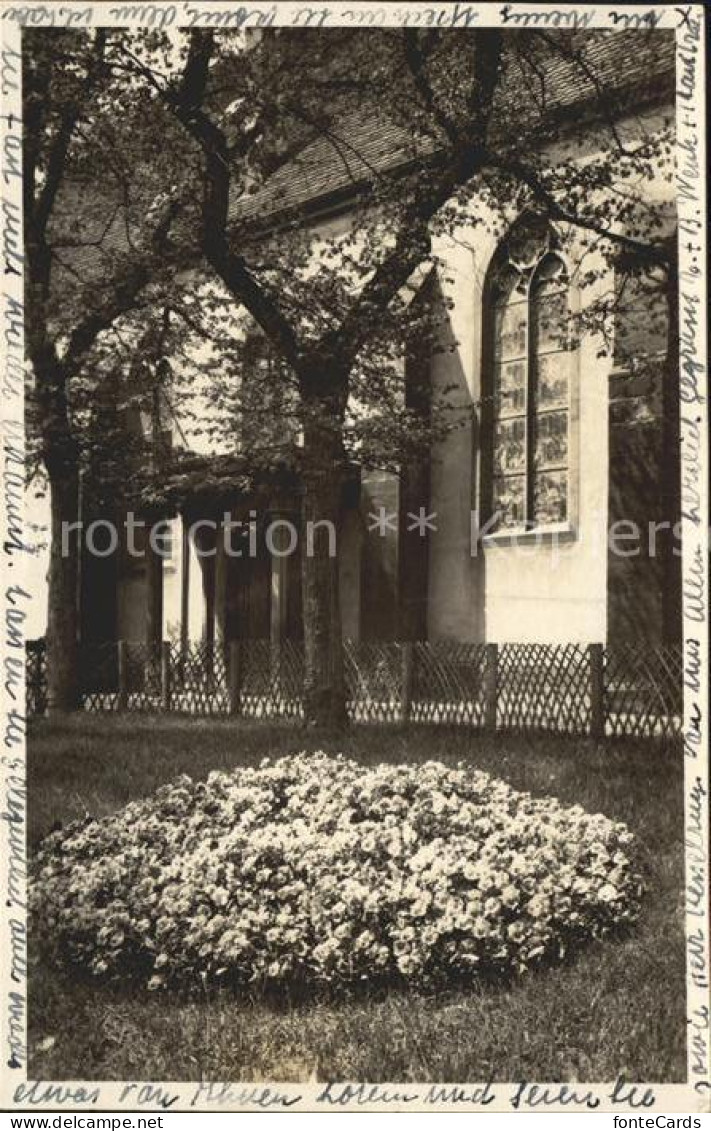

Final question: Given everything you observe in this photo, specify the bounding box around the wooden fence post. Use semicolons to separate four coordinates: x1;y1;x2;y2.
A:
484;642;498;732
401;642;414;724
228;639;243;716
117;640;128;711
161;641;171;711
589;643;604;740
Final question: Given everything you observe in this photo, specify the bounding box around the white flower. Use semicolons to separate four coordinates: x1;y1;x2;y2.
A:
29;751;640;992
598;883;620;903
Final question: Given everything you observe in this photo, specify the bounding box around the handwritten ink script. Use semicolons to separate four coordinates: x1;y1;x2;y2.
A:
1;1;28;1086
3;751;26;1074
675;1;711;1104
2;426;28;754
0;1;694;30
0;4;686;31
0;4;477;28
5;2;675;30
0;0;708;1112
11;1075;664;1111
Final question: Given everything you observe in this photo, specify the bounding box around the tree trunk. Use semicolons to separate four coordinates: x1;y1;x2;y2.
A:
31;338;83;714
299;372;348;730
46;466;81;713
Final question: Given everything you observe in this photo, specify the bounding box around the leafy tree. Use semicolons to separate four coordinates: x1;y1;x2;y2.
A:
29;27;677;726
23;29;200;711
134;27;675;727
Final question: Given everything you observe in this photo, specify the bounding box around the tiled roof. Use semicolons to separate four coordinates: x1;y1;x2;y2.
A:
232;30;676;225
49;30;675;294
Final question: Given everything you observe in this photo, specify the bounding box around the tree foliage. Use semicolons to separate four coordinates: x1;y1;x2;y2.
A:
25;26;677;723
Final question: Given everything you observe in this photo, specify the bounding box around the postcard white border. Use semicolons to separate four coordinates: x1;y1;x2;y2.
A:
1;1;708;1114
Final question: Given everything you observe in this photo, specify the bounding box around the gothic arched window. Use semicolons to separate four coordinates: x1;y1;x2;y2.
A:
484;218;572;532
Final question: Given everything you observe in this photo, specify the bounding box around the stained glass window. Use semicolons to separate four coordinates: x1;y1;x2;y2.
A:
486;223;571;531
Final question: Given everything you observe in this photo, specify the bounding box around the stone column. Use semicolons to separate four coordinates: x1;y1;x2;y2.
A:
146;520;164;660
180;515;190;653
267;511;295;675
215;515;227;646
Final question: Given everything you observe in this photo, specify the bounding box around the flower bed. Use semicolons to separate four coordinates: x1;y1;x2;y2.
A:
30;753;641;990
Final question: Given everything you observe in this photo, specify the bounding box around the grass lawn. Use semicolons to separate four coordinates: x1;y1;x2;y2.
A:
27;716;685;1082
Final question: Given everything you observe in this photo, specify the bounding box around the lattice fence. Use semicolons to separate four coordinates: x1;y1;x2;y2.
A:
240;640;303;719
345;642;403;723
26;638;47;718
26;638;683;737
169;642;229;715
81;642;121;712
497;643;591;735
604;643;684;738
411;642;489;727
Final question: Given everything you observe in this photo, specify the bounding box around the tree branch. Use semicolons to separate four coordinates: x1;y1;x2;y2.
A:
62;196;182;373
484;149;671;269
22;32;52;226
164;30;301;369
33;31;108;239
403;30;458;144
527;30;634;157
331;30;504;365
